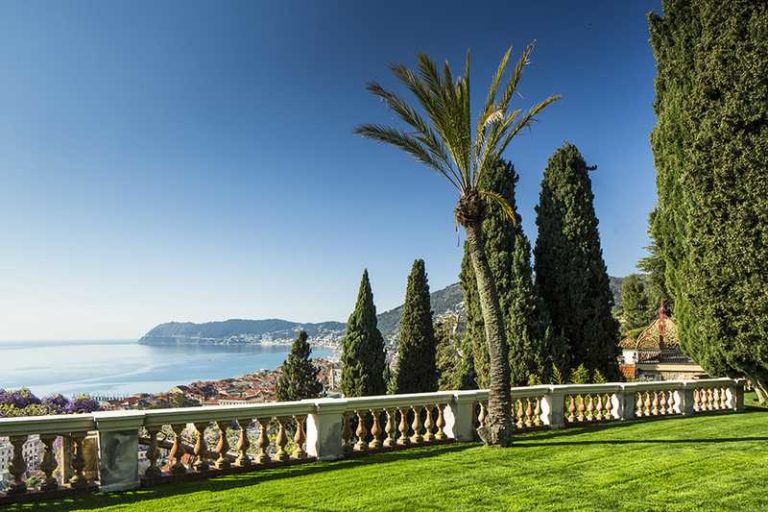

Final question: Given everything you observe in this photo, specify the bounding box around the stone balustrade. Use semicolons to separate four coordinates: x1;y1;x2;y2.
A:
0;378;744;504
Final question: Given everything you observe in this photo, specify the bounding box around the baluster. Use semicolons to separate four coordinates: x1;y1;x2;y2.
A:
701;388;708;410
145;427;162;477
193;422;210;471
667;391;676;414
383;409;396;448
274;417;289;462
659;391;668;415
595;394;604;421
706;388;714;411
533;397;543;427
397;407;410;446
715;388;723;410
354;410;368;452
577;395;586;422
605;394;614;420
215;421;231;469
693;388;701;412
293;415;307;459
342;412;354;454
478;401;488;427
567;395;576;422
524;398;534;428
584;395;594;421
69;432;89;487
368;410;382;450
720;387;728;409
7;435;28;494
515;399;525;429
423;405;435;442
410;406;424;444
713;388;720;410
39;434;58;491
644;392;653;416
650;391;659;415
238;418;255;466
435;404;447;440
635;392;643;417
253;418;268;464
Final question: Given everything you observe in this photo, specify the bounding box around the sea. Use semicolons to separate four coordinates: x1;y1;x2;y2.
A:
0;339;335;398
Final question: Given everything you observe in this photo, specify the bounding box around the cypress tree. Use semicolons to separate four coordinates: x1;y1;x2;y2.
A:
392;259;438;394
649;0;768;400
619;274;655;336
340;270;387;397
460;159;557;387
276;330;323;402
534;143;620;380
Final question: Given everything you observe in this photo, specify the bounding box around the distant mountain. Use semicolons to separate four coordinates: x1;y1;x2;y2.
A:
376;282;463;343
139;319;346;346
139;277;624;347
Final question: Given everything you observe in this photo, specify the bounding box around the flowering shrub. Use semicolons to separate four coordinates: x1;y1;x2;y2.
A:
0;388;100;417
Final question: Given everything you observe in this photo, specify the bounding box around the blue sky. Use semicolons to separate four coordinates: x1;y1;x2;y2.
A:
0;0;661;340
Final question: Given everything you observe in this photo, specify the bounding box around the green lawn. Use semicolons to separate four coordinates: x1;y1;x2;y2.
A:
12;408;768;512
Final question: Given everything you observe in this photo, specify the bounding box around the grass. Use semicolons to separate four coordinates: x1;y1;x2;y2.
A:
10;408;768;512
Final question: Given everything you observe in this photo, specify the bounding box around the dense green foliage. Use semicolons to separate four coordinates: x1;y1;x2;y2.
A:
649;0;768;399
435;314;476;390
619;274;655;335
340;270;387;397
534;143;620;380
460;159;556;387
392;260;438;394
276;330;323;402
24;411;768;511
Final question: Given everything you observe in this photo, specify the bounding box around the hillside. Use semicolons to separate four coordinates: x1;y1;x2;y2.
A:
139;277;623;347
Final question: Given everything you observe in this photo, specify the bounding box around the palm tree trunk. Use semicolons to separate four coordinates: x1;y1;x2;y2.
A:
464;219;514;446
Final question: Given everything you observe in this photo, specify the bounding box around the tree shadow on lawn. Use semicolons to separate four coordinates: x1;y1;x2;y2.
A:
22;443;477;512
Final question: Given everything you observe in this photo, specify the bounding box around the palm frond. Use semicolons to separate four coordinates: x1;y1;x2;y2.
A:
355;124;461;190
496;95;561;155
479;189;518;226
365;81;455;175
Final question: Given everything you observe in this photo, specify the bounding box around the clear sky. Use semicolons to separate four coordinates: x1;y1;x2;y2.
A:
0;0;661;340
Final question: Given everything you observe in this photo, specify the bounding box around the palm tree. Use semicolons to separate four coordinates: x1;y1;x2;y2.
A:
355;44;559;446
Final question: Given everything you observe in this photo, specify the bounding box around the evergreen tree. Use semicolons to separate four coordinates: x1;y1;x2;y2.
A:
534;143;620;379
649;0;768;401
638;210;672;310
276;330;323;402
340;270;387;397
392;260;438;393
619;274;655;335
460;158;558;388
435;313;476;390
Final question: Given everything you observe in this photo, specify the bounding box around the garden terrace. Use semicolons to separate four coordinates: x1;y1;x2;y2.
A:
0;378;745;508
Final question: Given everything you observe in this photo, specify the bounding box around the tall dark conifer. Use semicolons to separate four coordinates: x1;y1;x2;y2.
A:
534;143;620;379
649;0;768;401
460;159;556;387
340;270;387;397
276;330;323;402
393;260;438;393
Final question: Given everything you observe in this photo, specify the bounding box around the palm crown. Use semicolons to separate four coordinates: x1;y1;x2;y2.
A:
355;43;560;226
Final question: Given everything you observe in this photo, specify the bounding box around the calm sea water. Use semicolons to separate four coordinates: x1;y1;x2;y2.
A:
0;340;334;397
